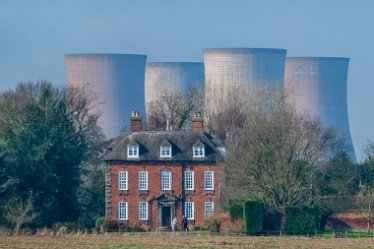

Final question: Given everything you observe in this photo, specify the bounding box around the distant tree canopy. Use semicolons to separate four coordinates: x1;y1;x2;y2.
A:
146;84;204;131
216;85;347;232
0;82;104;228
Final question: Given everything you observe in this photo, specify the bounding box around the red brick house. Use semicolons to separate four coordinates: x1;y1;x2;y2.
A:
104;112;225;230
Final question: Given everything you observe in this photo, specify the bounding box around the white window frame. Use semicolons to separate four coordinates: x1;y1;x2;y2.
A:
118;171;128;191
185;202;194;220
204;202;214;219
184;171;194;190
138;202;148;220
127;145;139;158
204;171;214;190
193;146;205;158
160;146;172;158
160;170;172;190
138;171;148;190
118;202;128;220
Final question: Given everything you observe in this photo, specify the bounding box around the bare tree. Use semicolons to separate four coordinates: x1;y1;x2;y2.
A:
146;84;204;131
364;140;374;161
3;197;38;234
220;85;340;232
66;84;104;144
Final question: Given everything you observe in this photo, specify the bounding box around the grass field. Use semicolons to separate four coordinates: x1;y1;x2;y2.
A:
1;232;374;249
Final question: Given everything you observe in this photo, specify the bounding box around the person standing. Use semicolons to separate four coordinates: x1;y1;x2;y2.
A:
182;215;188;231
171;216;178;233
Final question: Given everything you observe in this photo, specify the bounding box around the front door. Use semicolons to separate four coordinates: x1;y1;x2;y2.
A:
161;206;171;227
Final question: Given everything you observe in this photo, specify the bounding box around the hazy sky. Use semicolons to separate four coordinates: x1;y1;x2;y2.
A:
0;0;373;161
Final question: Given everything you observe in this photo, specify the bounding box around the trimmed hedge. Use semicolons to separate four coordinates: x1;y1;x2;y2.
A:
285;207;320;235
228;199;244;222
243;196;264;235
95;217;105;231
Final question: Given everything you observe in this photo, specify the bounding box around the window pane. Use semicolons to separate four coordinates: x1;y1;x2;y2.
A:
128;146;139;158
184;171;194;190
204;171;214;190
185;202;194;220
161;171;171;190
118;171;128;190
204;202;214;219
193;147;204;158
160;146;172;157
139;202;148;220
139;171;148;190
118;202;128;220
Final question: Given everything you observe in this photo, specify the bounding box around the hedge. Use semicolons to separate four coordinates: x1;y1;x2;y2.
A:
285;207;320;235
228;199;244;222
243;196;264;235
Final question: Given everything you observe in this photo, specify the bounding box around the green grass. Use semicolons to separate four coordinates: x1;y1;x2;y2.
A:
317;231;374;238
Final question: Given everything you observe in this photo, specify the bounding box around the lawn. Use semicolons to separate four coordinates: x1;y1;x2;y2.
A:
1;232;374;249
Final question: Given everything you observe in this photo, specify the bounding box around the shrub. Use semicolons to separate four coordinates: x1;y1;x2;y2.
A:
243;196;264;235
53;222;78;233
95;217;105;232
205;212;221;234
285;207;320;235
103;220;129;232
228;199;244;222
58;226;68;234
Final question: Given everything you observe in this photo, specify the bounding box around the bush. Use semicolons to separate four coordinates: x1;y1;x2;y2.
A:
53;222;78;233
243;196;264;235
95;217;105;232
228;199;244;222
285;207;320;235
103;220;129;232
58;226;68;234
205;212;221;234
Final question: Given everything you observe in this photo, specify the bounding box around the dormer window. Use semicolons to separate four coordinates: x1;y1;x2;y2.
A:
160;146;172;158
193;140;205;158
193;146;204;157
127;142;139;159
160;139;172;158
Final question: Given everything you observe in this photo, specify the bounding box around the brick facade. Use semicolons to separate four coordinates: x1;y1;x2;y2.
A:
104;113;225;230
105;162;221;229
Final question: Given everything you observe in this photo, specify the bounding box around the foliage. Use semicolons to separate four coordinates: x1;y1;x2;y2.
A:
228;199;244;222
205;212;221;234
219;85;342;232
317;151;358;196
95;217;105;231
285;207;320;235
78;166;105;228
53;221;79;233
0;82;104;228
243;196;264;235
103;220;120;232
3;197;38;234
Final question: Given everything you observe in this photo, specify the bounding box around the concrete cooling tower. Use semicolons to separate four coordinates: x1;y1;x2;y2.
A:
203;48;287;116
65;53;147;138
145;62;204;114
285;57;356;161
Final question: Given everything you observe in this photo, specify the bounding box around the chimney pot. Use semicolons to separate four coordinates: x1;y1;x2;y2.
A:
130;111;142;132
192;112;204;132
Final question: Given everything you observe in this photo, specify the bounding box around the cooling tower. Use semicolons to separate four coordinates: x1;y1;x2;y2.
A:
285;57;356;161
203;48;287;116
145;62;204;114
65;53;147;138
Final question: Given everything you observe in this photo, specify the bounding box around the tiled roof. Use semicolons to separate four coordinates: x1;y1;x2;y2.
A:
104;131;226;163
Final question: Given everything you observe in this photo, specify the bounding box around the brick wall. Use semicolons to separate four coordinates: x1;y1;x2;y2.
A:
325;212;371;230
106;162;220;229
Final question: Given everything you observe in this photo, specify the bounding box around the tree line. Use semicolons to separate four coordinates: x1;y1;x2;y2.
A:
0;82;105;233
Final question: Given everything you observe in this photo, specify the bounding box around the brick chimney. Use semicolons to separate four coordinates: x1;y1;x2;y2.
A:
130;111;142;132
192;112;203;132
